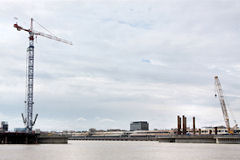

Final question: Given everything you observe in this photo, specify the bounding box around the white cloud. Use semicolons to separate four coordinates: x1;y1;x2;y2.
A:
100;118;115;123
95;117;115;123
76;117;87;121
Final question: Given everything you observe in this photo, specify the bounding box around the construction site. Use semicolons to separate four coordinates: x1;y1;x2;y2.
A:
67;115;240;144
65;77;240;144
1;18;240;144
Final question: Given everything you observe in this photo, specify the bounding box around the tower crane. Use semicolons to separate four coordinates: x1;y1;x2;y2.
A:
13;18;72;133
214;76;238;134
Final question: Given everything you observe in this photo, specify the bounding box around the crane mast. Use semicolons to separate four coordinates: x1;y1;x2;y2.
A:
14;18;72;133
214;76;231;133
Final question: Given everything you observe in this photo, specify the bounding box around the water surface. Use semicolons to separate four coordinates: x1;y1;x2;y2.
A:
0;141;240;160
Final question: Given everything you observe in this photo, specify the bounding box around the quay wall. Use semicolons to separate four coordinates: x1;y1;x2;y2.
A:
70;135;240;144
70;136;158;141
216;135;240;144
38;135;68;144
173;135;216;143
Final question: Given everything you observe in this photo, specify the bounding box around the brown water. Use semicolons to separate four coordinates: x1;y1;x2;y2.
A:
0;141;240;160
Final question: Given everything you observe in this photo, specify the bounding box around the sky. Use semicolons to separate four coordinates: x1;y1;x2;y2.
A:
1;0;240;131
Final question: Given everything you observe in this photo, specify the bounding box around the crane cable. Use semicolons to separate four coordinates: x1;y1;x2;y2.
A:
215;79;238;128
14;17;29;119
33;19;57;37
24;43;28;118
225;95;238;127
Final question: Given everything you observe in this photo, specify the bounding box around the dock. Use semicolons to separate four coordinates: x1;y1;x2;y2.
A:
0;132;68;144
0;132;38;144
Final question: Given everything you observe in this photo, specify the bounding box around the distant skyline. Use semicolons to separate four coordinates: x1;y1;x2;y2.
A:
0;0;240;131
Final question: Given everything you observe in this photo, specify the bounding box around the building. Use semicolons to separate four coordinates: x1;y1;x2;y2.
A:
14;128;26;133
1;121;8;132
130;121;149;131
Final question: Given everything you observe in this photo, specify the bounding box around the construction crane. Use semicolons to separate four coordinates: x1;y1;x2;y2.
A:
13;18;72;133
214;76;238;134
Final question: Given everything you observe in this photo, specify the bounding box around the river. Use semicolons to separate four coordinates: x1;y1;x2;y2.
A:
0;141;240;160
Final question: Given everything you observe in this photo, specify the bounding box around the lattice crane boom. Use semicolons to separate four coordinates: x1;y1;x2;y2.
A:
34;31;73;45
13;18;72;132
14;23;72;45
214;76;231;133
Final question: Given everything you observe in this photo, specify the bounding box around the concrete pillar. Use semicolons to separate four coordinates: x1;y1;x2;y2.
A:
193;117;196;135
214;127;218;135
25;136;28;144
4;136;7;144
35;135;38;144
177;115;181;135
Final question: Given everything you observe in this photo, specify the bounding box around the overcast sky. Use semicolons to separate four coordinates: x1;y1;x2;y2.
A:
1;0;240;131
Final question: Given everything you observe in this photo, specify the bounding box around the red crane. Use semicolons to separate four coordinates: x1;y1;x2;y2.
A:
13;18;72;132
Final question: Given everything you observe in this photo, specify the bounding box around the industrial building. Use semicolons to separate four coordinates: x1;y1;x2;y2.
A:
0;121;8;132
130;121;149;131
